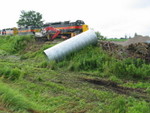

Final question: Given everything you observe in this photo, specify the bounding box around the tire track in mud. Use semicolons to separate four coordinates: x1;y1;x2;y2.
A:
80;77;150;102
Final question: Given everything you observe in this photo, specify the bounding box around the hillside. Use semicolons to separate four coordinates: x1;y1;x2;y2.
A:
0;35;150;113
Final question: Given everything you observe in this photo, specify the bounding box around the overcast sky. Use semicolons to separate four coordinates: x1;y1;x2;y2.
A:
0;0;150;38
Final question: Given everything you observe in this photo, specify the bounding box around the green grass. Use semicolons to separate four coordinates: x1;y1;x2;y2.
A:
0;66;25;80
0;35;34;53
107;38;128;41
0;35;149;112
0;81;40;112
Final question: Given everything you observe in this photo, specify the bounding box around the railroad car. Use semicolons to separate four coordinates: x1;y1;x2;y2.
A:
0;20;89;40
18;26;41;35
0;28;18;35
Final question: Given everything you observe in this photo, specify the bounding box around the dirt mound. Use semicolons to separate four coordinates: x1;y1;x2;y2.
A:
114;35;150;46
98;41;150;62
98;35;150;62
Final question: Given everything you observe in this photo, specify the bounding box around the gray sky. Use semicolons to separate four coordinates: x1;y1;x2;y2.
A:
0;0;150;38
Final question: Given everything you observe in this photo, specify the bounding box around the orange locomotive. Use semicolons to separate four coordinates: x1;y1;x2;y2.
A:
37;20;89;40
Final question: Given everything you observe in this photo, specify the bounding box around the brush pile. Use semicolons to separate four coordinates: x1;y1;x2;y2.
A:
98;35;150;62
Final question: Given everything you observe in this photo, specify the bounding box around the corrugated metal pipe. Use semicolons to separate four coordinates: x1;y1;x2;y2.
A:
44;29;98;61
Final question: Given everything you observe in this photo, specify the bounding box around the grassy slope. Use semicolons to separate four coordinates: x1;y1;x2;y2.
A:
0;35;150;113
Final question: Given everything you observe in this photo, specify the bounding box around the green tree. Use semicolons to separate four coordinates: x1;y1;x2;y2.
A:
95;31;106;40
17;10;44;27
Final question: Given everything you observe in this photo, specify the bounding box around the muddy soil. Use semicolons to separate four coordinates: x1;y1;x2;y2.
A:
81;77;150;102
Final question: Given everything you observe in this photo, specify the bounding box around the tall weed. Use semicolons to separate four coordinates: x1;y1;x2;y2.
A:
11;35;35;53
0;35;34;53
0;66;24;80
107;58;150;79
0;81;37;111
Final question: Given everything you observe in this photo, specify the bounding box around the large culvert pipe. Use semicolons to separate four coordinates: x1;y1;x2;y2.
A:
44;29;98;61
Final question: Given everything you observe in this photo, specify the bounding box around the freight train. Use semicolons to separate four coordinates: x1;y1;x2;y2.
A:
0;20;89;40
0;26;40;36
